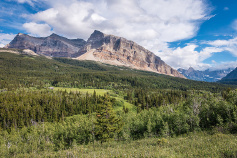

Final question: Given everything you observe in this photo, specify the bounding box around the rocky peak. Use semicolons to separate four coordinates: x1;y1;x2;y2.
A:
49;33;58;36
88;30;105;42
78;30;185;78
49;33;60;38
13;33;29;40
187;67;195;73
178;67;234;82
6;33;86;57
17;33;26;36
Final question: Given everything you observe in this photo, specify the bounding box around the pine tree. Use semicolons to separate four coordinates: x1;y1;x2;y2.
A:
94;97;123;143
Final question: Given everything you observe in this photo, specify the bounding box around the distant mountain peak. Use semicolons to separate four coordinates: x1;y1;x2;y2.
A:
219;67;237;85
222;67;237;80
178;67;234;82
187;67;195;73
92;30;104;35
49;33;59;37
17;33;25;36
188;67;194;70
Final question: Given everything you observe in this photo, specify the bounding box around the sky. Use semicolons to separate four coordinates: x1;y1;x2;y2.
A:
0;0;237;71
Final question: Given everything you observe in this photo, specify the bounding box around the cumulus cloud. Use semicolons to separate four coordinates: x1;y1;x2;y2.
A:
23;22;53;37
25;0;211;45
206;37;237;57
159;36;237;70
14;0;38;6
157;44;224;70
209;60;237;71
0;33;16;47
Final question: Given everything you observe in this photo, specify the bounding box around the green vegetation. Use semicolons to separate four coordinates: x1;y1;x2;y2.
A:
219;79;237;85
95;99;123;143
53;87;111;95
8;132;236;158
0;51;237;157
1;52;235;91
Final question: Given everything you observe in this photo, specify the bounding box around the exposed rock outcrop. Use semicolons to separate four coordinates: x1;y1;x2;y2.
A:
77;30;185;78
0;48;39;56
6;33;86;57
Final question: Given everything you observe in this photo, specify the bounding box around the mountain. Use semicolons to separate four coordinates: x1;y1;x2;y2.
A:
5;33;86;57
76;30;185;78
178;67;233;82
6;31;185;78
219;67;237;85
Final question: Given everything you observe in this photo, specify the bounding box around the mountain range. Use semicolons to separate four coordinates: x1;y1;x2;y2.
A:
178;67;234;82
219;67;237;85
5;30;185;78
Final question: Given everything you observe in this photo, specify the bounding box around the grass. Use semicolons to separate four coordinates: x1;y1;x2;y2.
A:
52;87;137;113
53;87;111;95
113;96;136;113
15;132;237;157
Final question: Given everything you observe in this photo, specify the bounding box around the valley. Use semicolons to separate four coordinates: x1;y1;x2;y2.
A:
0;50;237;157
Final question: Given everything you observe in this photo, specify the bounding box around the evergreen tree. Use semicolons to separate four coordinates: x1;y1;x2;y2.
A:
94;97;123;143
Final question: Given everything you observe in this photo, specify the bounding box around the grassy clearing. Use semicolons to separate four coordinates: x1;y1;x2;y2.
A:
113;96;136;113
16;132;237;158
52;87;137;113
53;87;111;95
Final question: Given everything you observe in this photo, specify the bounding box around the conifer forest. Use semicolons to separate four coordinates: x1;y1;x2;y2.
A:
0;52;237;157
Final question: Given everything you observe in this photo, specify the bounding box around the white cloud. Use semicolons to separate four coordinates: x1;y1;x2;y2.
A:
206;37;237;57
23;22;53;37
232;19;237;31
24;0;211;45
0;33;16;47
157;44;224;70
210;61;237;71
14;0;37;6
159;36;237;70
224;7;229;11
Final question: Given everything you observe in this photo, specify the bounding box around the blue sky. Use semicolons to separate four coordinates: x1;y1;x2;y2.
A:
0;0;237;70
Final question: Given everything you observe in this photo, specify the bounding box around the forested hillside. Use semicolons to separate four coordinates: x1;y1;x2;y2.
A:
0;51;237;157
219;67;237;85
0;51;234;91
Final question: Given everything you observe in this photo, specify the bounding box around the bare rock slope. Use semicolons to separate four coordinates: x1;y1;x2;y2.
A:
6;33;86;57
77;30;185;78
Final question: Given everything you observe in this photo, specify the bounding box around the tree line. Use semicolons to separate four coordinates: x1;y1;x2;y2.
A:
0;89;117;131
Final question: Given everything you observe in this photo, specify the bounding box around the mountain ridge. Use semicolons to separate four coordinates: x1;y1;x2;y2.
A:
6;33;86;57
219;67;237;85
178;67;234;82
5;30;185;78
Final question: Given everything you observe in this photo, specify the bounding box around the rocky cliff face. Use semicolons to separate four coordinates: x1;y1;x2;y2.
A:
178;67;233;82
77;30;185;78
6;31;185;78
6;33;86;57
